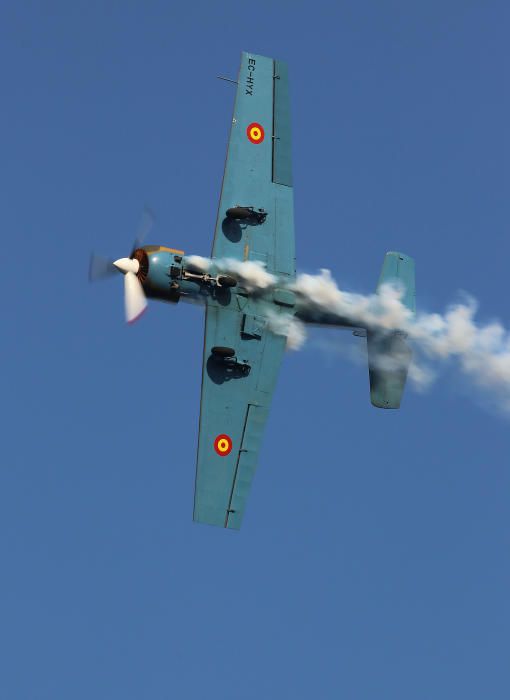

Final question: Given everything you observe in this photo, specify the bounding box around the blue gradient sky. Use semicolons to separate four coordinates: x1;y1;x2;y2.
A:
1;2;509;698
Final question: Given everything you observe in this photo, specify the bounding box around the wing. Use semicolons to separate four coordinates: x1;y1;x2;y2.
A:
212;52;295;279
193;52;295;529
193;298;288;529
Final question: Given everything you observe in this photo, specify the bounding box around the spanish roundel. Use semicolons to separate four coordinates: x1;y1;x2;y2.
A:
247;122;265;144
214;434;233;457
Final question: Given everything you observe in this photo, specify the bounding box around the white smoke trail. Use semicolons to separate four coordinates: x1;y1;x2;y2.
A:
293;270;510;411
185;255;276;291
293;270;412;330
265;310;307;351
184;256;510;410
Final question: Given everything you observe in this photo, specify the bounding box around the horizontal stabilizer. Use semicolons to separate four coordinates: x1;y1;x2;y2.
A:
368;252;415;409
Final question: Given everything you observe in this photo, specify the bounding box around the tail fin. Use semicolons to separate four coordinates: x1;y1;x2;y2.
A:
367;252;415;409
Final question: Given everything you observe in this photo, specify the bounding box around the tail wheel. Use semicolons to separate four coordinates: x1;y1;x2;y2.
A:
217;275;237;288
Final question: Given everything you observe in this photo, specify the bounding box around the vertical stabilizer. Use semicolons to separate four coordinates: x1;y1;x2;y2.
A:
368;252;415;409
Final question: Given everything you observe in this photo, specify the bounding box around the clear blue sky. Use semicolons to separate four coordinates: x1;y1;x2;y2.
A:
1;2;509;698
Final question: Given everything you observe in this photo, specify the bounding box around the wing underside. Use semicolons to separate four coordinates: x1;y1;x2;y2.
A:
193;52;295;529
212;52;295;278
194;301;288;529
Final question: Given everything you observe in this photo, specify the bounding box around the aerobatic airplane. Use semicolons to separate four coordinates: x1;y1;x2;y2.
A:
91;52;415;529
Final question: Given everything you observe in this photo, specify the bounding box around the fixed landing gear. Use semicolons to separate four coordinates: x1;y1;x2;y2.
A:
225;206;267;225
211;346;251;376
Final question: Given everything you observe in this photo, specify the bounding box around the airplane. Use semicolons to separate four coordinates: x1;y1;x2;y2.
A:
90;52;415;530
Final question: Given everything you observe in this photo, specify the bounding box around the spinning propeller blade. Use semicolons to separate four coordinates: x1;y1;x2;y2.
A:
89;207;153;323
131;205;155;254
113;257;147;323
89;253;116;281
123;271;147;324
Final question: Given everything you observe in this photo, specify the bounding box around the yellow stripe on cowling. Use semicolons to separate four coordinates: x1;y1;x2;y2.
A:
143;245;184;255
146;245;185;255
159;246;185;255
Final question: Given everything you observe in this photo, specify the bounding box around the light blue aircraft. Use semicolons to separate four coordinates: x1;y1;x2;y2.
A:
91;52;415;529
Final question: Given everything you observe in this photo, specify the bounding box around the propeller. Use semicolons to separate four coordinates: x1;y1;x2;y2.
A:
89;206;155;323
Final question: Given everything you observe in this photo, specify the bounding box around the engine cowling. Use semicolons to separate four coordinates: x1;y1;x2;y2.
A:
134;246;185;303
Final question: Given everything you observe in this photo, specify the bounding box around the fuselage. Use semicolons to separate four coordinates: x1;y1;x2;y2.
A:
137;245;355;330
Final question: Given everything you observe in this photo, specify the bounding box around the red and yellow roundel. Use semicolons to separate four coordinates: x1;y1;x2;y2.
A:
214;434;233;457
247;122;265;144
